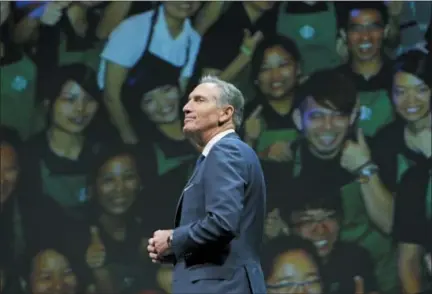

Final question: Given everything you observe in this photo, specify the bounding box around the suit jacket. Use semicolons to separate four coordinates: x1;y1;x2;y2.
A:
169;132;267;294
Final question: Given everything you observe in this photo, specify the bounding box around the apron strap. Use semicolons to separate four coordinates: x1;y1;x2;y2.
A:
130;4;191;77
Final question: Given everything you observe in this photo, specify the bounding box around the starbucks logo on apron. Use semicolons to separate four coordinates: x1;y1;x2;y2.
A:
360;106;372;121
11;76;28;92
299;25;315;40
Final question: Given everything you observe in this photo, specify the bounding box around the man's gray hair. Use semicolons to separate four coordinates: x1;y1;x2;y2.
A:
199;75;245;129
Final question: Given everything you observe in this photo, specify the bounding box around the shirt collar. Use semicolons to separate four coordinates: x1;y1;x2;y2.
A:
202;130;235;157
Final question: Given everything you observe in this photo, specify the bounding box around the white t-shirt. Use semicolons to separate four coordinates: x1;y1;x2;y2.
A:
98;5;201;89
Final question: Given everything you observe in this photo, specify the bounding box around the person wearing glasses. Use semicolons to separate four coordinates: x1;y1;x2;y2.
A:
279;177;379;294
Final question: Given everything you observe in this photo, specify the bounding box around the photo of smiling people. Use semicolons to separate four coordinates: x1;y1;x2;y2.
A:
279;176;379;294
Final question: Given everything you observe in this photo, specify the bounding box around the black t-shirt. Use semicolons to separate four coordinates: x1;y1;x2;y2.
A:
392;159;432;255
295;141;354;188
243;97;296;131
195;2;277;72
335;61;393;92
324;241;378;294
371;120;428;192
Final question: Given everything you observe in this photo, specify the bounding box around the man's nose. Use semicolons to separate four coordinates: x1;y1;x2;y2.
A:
183;101;192;113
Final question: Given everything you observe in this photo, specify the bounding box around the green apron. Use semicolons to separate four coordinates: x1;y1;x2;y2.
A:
292;148;398;294
40;160;88;220
276;2;341;75
58;33;103;72
357;90;394;137
154;144;196;176
0;54;44;140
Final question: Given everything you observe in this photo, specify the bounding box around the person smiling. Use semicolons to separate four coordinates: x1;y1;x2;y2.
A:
280;176;379;294
20;64;104;251
336;2;394;137
371;50;431;197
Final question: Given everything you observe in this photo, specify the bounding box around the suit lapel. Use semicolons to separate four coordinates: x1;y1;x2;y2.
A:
173;133;239;227
173;160;203;227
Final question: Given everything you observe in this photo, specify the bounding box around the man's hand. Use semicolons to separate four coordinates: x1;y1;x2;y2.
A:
340;128;371;173
148;230;173;263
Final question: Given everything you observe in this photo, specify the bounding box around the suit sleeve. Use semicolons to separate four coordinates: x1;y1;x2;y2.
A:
171;140;246;259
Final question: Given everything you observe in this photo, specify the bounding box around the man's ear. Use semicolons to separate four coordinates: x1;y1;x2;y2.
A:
293;108;303;131
219;105;234;125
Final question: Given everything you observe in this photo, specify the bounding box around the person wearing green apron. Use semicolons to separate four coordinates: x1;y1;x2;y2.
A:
243;35;301;159
276;1;342;75
241;35;301;213
128;75;199;229
371;50;431;195
393;159;432;294
0;16;42;140
336;2;396;137
288;70;399;294
64;147;152;294
19;64;103;251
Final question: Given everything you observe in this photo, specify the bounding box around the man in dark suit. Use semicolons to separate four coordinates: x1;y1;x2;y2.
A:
147;75;267;294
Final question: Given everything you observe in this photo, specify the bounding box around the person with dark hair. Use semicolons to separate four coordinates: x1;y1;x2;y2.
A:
19;64;104;251
62;144;153;294
99;1;202;144
19;244;83;294
372;50;431;197
279;177;379;294
336;2;395;137
393;158;432;294
1;2;42;140
287;69;398;293
243;35;301;160
0;126;25;294
126;72;199;229
262;235;325;294
241;35;302;238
